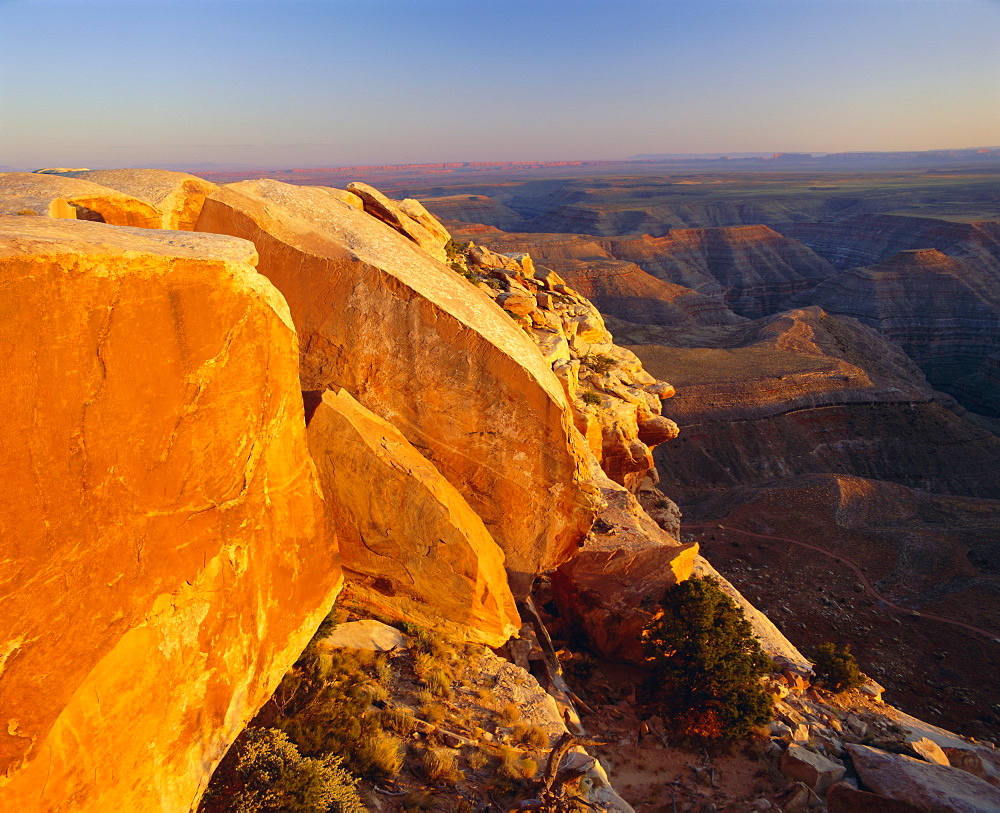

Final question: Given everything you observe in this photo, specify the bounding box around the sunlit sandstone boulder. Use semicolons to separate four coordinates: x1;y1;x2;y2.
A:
67;168;218;230
307;389;520;646
347;180;451;262
196;180;596;592
0;217;340;811
0;171;161;226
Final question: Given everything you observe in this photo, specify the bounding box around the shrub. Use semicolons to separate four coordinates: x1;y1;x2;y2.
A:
580;390;602;406
401;790;437;811
422;748;462;784
497;745;522;779
498;703;521;726
379;706;417;736
511;723;549;749
516;757;539;780
425;666;453;699
199;727;365;813
16;208;39;216
584;353;617;375
812;643;863;692
466;746;490;772
641;577;773;739
356;732;404;780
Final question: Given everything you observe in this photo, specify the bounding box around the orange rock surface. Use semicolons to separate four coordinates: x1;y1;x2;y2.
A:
196;180;595;592
0;172;161;227
69;168;219;230
0;217;340;811
307;389;519;646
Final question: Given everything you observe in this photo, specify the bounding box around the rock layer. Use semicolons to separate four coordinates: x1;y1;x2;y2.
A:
196;179;595;592
793;248;1000;401
306;389;519;646
0;217;340;811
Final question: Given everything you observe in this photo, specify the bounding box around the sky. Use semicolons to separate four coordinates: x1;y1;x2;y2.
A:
1;0;998;169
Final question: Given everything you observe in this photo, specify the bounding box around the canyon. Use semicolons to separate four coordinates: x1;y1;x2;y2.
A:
1;164;998;812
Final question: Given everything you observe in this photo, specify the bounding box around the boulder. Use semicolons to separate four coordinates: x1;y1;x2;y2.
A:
0;172;160;226
319;620;408;652
346;181;451;262
552;468;698;663
942;747;989;780
827;780;923;812
196;180;595;593
0;217;340;811
306;388;520;646
781;744;846;793
847;743;1000;812
909;736;950;766
68;168;218;230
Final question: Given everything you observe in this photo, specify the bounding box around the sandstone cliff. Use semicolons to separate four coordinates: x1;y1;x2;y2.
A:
195;179;596;592
306;388;520;646
0;217;341;811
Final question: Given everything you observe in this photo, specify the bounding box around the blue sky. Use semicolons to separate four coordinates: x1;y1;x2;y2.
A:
1;0;998;168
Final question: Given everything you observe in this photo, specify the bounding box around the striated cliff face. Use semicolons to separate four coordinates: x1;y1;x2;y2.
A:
606;226;835;318
0;217;340;811
792;248;1000;402
447;224;745;328
629;308;1000;500
306;388;520;646
780;214;1000;272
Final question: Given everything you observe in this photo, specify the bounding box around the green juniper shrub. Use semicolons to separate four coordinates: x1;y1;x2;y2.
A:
641;577;773;739
580;390;602;406
812;642;863;692
199;727;365;813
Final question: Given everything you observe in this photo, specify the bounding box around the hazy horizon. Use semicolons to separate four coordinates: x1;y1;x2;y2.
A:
2;0;998;170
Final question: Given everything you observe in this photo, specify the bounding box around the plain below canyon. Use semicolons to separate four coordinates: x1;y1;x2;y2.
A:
1;157;999;813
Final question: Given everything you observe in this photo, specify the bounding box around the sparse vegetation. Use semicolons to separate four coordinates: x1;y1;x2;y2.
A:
422;748;462;785
497;745;522;779
15;208;39;216
498;702;521;726
466;746;490;772
580;389;602;406
642;577;773;739
199;727;365;813
812;642;864;692
583;353;617;375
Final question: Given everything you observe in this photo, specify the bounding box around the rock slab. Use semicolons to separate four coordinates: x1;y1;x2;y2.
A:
0;217;341;811
306;388;520;646
197;180;596;592
847;743;1000;813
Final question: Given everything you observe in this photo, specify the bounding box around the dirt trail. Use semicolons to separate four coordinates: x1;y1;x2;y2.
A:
687;522;1000;643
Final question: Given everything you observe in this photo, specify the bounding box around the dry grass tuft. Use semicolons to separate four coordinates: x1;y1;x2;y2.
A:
422;748;462;785
498;703;521;726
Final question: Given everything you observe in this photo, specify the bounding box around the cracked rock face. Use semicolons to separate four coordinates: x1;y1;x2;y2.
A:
197;180;596;593
306;389;520;647
0;217;341;811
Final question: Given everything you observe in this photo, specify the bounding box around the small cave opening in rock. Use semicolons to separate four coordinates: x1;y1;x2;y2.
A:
69;203;106;222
